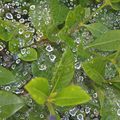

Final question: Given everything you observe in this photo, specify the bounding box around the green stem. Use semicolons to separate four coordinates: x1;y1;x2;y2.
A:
46;103;56;116
70;2;107;34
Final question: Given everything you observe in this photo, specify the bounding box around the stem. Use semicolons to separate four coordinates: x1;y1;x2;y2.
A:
46;103;56;116
83;2;107;24
70;2;107;34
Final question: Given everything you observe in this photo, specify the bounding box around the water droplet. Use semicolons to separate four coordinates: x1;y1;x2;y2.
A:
85;107;91;114
117;109;120;116
6;13;13;20
5;86;11;91
39;64;47;71
49;54;56;62
93;93;97;98
77;114;84;120
75;62;81;70
21;48;26;55
40;114;44;118
30;5;35;10
46;45;54;52
19;28;24;34
69;107;78;116
0;45;3;51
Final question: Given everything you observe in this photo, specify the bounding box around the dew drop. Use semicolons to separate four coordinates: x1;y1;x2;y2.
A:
5;86;11;91
6;12;13;20
0;45;3;51
46;45;54;52
77;114;84;120
39;64;47;71
19;28;24;34
69;107;78;116
30;5;35;10
49;54;56;62
117;109;120;116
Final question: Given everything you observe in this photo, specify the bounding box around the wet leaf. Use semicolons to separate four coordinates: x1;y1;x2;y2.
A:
49;0;69;25
25;77;49;105
58;27;75;47
77;42;91;60
18;47;37;61
82;57;106;85
0;65;16;85
65;5;85;30
0;19;17;41
0;90;24;119
85;30;120;51
53;85;91;106
84;22;109;38
51;48;74;92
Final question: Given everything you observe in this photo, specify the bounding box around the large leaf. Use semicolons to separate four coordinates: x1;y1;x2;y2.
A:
49;0;69;25
84;22;109;38
0;91;24;119
53;85;91;106
18;47;37;61
51;48;74;92
0;65;15;85
85;30;120;51
25;77;49;105
82;57;106;85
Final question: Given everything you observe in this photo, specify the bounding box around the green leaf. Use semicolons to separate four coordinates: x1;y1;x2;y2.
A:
84;22;109;38
77;42;91;60
25;77;49;105
51;48;74;92
18;47;37;61
58;27;75;47
93;84;105;109
101;85;120;120
0;90;24;119
85;30;120;51
53;85;91;106
110;0;120;3
111;2;120;10
65;5;85;30
29;2;51;37
82;57;106;85
49;0;69;25
0;65;15;85
0;19;17;41
32;46;62;80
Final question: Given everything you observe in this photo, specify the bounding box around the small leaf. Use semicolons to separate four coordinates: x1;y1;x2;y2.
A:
0;90;24;119
84;22;109;38
0;19;17;41
65;5;85;30
85;30;120;51
25;77;49;105
53;85;91;106
29;2;51;37
58;27;75;47
101;85;120;120
49;0;69;25
111;2;120;10
77;42;91;60
82;57;106;85
0;65;15;85
51;48;74;92
18;48;37;61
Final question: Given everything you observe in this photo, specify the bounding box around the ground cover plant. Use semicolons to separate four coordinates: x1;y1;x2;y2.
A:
0;0;120;120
